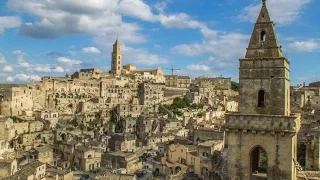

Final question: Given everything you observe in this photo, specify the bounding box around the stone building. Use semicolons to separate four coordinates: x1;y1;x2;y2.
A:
154;144;201;178
193;128;224;145
116;104;146;118
123;64;136;72
164;75;191;88
101;151;143;174
138;82;165;106
0;84;34;116
131;67;165;83
224;1;301;179
0;138;14;158
0;158;18;177
46;168;73;180
198;140;224;179
33;145;54;165
73;146;102;171
192;77;231;97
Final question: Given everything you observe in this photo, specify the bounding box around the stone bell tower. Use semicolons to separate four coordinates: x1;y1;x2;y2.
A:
111;38;122;75
225;0;301;179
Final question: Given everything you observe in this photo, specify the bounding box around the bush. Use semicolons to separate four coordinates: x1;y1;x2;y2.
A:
231;81;239;91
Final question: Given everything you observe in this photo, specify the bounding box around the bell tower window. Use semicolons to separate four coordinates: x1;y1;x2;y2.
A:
260;31;266;41
258;90;265;107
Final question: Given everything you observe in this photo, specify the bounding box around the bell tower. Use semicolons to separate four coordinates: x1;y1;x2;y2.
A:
225;0;301;179
239;0;290;116
111;38;122;75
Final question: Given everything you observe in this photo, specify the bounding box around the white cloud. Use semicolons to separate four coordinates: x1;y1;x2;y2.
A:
33;65;65;73
6;74;41;83
118;0;158;22
171;32;249;67
53;66;64;73
122;45;168;65
12;50;24;55
0;16;21;33
0;53;7;64
2;65;13;72
6;76;14;82
237;0;312;25
82;47;101;54
6;0;147;42
289;40;318;52
155;0;169;13
187;64;211;72
34;65;52;73
17;62;31;68
171;43;205;56
56;57;82;67
159;13;205;29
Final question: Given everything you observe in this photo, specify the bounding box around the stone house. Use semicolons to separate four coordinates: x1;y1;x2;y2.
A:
197;140;224;178
29;121;44;132
0;158;18;177
160;119;183;133
46;168;73;180
33;145;54;165
193;128;224;144
0;117;15;141
136;115;160;139
164;75;191;88
154;144;201;177
108;133;136;152
34;110;58;120
20;160;46;180
121;117;137;133
138;82;165;106
0;138;14;158
13;122;29;135
101;151;143;174
73;146;102;171
116;104;145;118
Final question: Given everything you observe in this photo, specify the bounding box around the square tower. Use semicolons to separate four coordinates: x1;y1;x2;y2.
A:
225;0;301;179
111;39;122;75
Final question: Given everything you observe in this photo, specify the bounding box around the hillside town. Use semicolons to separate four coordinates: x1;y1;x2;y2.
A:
0;1;319;180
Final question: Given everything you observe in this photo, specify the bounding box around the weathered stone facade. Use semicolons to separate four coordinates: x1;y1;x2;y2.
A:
164;75;191;88
225;1;301;179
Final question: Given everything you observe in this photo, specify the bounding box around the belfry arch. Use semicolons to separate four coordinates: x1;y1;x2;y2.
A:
250;146;268;178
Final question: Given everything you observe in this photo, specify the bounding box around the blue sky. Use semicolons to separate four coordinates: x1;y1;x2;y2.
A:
0;0;319;85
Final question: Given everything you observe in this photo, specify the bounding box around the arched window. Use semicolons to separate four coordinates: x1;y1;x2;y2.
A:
258;90;265;107
251;146;268;177
260;31;266;41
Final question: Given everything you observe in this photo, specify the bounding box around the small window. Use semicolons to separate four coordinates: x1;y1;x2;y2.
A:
258;90;265;107
261;31;266;41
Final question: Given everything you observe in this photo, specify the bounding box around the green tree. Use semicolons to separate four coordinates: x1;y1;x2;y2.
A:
231;81;239;91
109;109;117;124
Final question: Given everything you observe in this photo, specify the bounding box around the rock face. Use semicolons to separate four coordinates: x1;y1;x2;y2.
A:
225;0;301;179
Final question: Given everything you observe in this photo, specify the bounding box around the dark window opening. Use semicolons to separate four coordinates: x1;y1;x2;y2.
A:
260;31;266;41
258;90;265;107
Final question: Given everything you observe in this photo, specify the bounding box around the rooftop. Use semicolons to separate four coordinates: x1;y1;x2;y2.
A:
21;160;44;169
198;140;223;147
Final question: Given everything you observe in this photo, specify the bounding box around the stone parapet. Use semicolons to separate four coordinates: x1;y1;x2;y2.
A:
225;113;301;133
